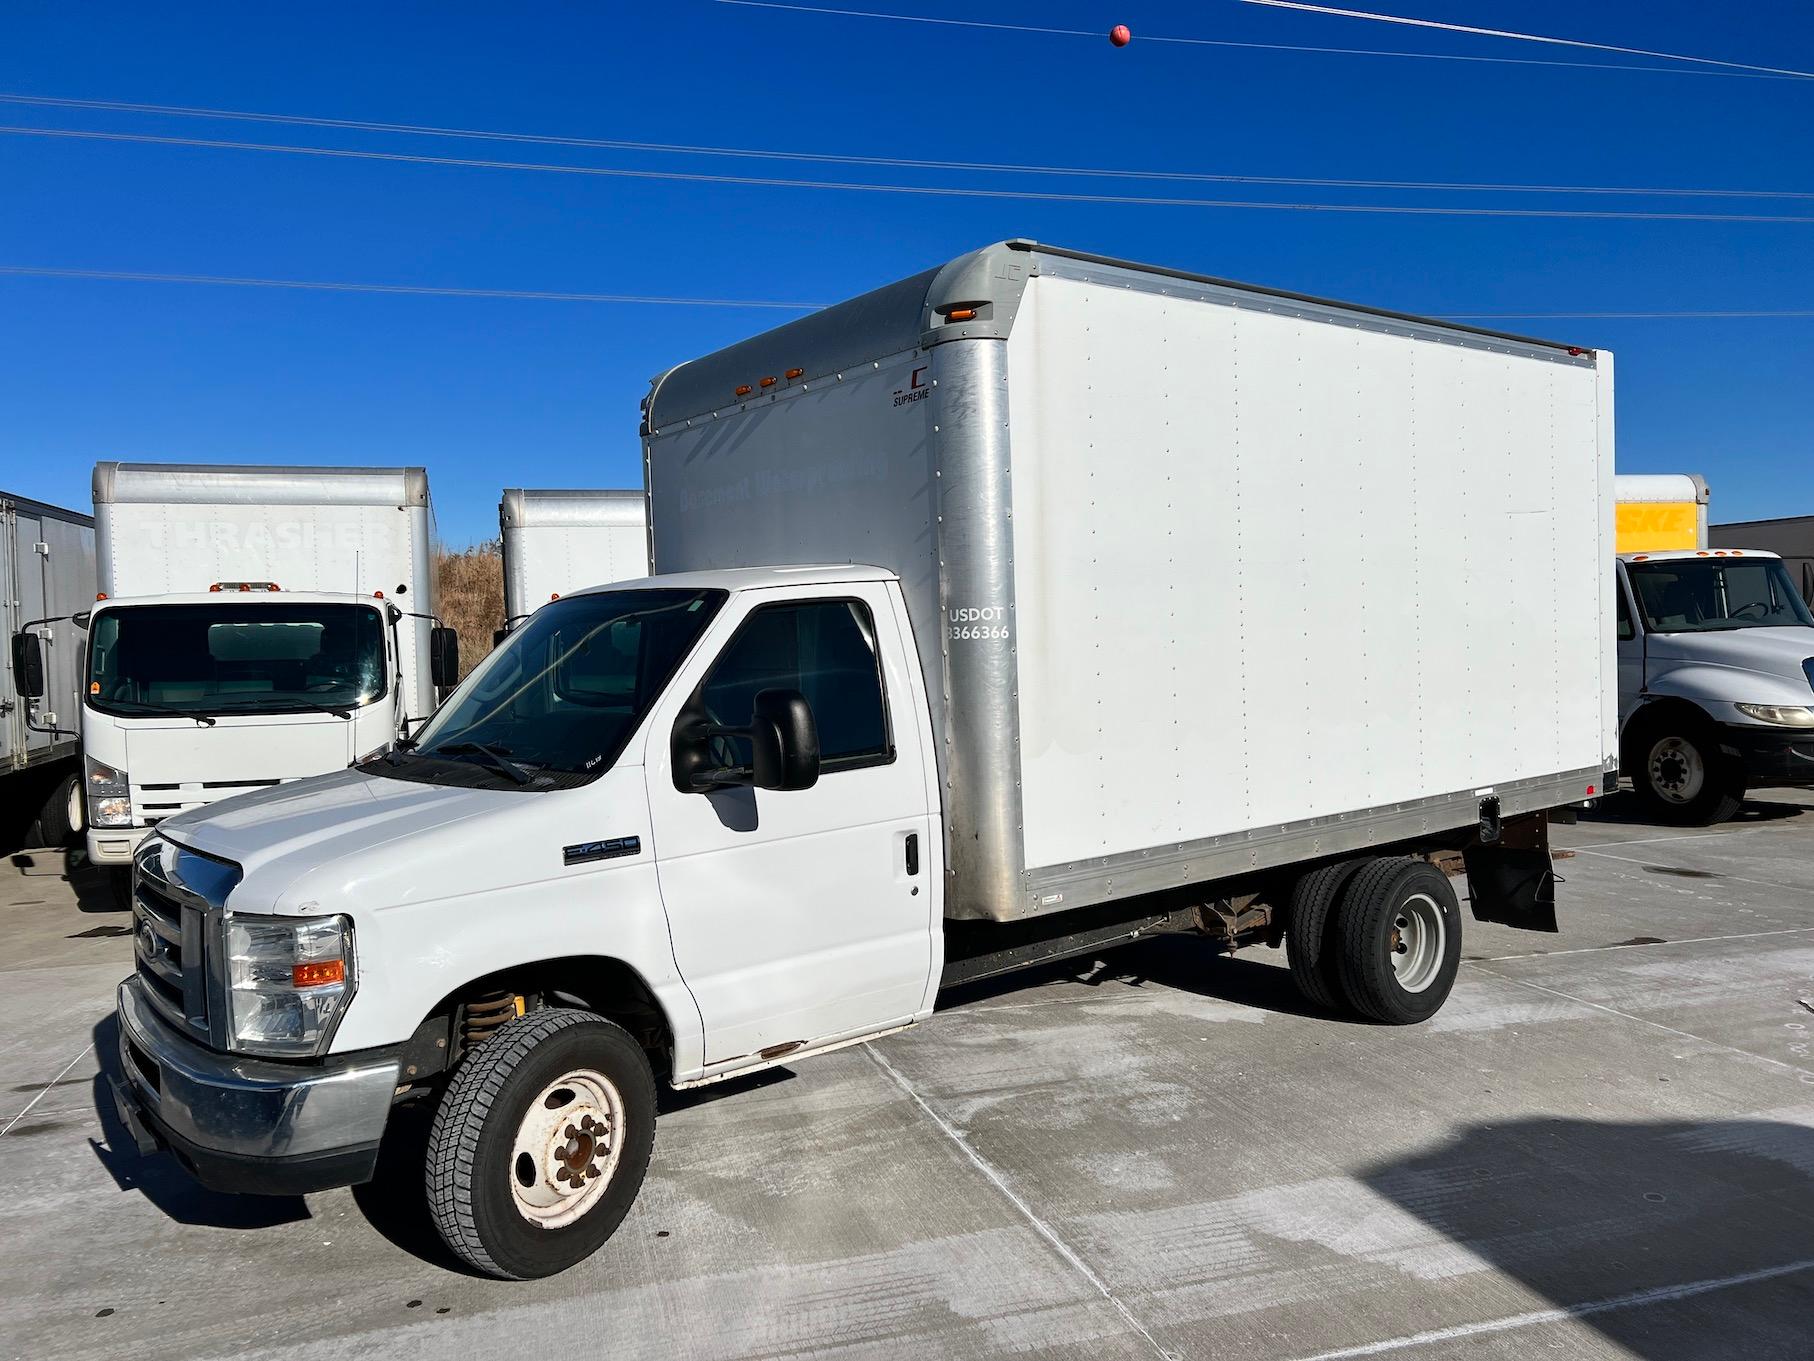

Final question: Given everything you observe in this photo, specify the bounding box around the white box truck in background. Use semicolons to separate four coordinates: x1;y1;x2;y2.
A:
113;242;1613;1281
3;492;96;846
60;463;458;869
1608;474;1814;821
498;488;648;632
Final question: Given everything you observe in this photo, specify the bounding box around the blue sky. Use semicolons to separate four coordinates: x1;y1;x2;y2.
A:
2;1;1809;544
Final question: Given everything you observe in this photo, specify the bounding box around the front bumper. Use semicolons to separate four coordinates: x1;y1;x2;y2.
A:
1719;724;1814;788
88;825;149;866
113;977;399;1196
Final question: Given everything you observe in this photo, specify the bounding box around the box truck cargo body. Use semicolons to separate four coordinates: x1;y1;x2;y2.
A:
646;240;1616;921
113;242;1612;1280
79;463;453;865
1614;473;1708;554
498;488;649;628
2;493;96;843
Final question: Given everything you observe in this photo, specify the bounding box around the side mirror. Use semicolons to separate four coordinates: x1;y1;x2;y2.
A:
10;632;45;700
749;688;820;792
430;627;460;689
491;626;509;648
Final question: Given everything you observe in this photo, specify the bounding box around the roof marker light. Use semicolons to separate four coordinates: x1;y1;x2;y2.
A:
948;308;977;322
550;592;561;601
95;592;107;601
373;590;384;599
759;376;777;389
735;384;753;398
785;367;805;380
1631;554;1649;561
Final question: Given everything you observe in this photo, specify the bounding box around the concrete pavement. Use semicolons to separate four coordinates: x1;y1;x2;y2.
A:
5;790;1813;1359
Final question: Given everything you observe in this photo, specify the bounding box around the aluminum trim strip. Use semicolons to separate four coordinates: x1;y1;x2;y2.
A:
1023;765;1602;913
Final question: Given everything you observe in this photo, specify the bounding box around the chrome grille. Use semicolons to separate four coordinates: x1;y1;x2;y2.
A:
132;840;215;1042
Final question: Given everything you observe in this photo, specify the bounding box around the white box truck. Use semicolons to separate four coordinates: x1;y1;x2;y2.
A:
32;463;458;871
1605;476;1814;821
111;242;1613;1281
3;492;96;846
498;488;648;632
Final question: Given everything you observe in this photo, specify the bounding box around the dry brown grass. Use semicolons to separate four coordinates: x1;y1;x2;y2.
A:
435;541;503;679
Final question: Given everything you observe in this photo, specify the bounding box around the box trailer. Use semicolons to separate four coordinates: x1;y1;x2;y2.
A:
112;242;1613;1281
60;463;456;866
498;488;649;629
2;492;96;844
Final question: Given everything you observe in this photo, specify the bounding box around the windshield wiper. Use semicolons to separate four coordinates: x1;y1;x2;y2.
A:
425;740;535;786
212;697;355;720
103;698;218;727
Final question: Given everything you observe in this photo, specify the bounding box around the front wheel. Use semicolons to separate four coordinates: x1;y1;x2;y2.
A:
1631;724;1745;826
35;770;83;847
425;1008;656;1279
1336;858;1463;1025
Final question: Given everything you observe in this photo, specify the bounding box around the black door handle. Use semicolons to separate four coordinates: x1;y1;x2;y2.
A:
904;833;920;877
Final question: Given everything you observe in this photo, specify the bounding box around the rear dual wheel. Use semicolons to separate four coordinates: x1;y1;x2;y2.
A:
1287;856;1463;1024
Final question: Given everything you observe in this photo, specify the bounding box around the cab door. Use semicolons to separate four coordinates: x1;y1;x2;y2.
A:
645;583;936;1070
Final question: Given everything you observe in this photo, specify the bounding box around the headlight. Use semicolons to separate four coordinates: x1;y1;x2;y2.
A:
86;756;132;826
225;914;355;1057
1734;704;1814;728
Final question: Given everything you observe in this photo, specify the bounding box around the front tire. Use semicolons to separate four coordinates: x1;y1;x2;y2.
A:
34;770;82;847
425;1008;656;1279
1336;858;1463;1025
1631;722;1745;826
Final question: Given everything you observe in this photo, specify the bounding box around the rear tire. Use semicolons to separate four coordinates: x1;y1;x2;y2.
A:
34;770;82;847
425;1008;656;1280
1285;859;1364;1011
1630;720;1745;826
1335;858;1462;1025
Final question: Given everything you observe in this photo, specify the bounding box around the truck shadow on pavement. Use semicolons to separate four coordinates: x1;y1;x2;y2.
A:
938;932;1339;1022
1359;1116;1814;1358
1579;790;1805;828
87;1015;310;1230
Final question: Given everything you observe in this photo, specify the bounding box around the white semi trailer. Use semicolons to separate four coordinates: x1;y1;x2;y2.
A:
498;488;648;632
3;492;96;845
112;242;1614;1280
53;463;458;869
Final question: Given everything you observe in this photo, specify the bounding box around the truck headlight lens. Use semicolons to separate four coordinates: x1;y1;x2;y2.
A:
225;915;355;1057
86;757;132;826
1734;704;1814;728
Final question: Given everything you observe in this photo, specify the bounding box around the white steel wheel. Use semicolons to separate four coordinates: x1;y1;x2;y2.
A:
508;1068;626;1229
66;777;85;837
1646;735;1704;807
1387;893;1447;994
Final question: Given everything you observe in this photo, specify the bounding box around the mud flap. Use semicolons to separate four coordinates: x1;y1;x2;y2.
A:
1464;846;1559;933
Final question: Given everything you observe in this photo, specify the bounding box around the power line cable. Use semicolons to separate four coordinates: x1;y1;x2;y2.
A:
714;0;1807;81
0;265;824;307
3;93;1809;200
1239;1;1814;81
9;124;1814;223
5;265;1810;320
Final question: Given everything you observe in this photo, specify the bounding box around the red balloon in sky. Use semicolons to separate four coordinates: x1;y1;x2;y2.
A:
1109;24;1132;47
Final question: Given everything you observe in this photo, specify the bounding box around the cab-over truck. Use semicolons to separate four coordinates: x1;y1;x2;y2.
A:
112;242;1615;1279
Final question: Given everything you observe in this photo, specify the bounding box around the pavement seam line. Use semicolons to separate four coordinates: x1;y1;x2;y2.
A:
1572;844;1814;899
1;1042;95;1135
1473;924;1814;962
1467;964;1814;1084
1287;1255;1814;1360
1571;825;1788;850
863;1043;1177;1361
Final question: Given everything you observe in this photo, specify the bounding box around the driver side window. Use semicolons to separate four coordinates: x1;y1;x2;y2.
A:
699;599;892;772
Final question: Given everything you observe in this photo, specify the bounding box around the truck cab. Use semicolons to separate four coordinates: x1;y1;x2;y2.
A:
81;586;434;865
1615;549;1814;821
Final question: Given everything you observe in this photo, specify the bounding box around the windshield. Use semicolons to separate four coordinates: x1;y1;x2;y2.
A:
407;588;725;778
88;602;388;718
1627;558;1814;634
